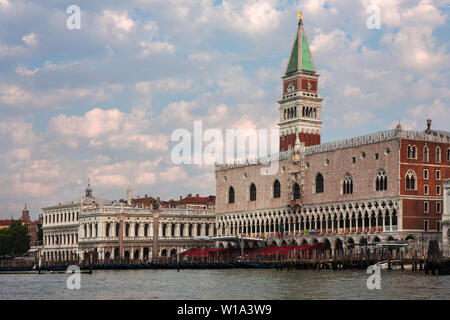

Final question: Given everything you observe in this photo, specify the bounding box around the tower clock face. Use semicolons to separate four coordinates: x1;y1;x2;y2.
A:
286;81;295;93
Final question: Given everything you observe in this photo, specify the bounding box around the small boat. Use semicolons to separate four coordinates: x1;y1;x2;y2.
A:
375;261;389;270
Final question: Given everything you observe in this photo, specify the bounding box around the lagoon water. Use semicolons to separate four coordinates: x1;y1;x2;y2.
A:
1;269;449;300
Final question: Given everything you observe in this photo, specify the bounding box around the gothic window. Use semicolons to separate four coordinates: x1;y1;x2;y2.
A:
284;109;286;120
293;183;301;200
424;146;429;162
342;175;353;195
250;183;257;201
315;173;324;193
405;169;417;190
447;148;450;161
376;169;387;191
228;186;235;204
407;145;417;159
273;179;281;198
436;147;441;163
302;106;305;117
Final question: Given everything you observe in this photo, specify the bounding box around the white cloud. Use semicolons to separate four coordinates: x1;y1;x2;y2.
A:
0;83;122;109
49;107;169;152
139;40;175;56
21;32;37;47
100;10;135;39
15;65;39;76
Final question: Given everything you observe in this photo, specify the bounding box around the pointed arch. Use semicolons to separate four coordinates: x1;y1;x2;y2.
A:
405;169;417;190
342;174;353;195
228;186;235;204
423;145;429;162
273;179;281;198
250;183;256;201
293;183;301;200
376;169;387;191
315;173;324;193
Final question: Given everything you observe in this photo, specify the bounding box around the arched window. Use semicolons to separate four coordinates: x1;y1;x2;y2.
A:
250;183;256;201
412;145;416;158
293;183;301;200
436;147;441;163
407;145;411;158
228;186;235;204
376;169;387;191
424;146;429;162
273;180;281;198
315;173;324;193
343;175;353;195
447;148;450;161
405;169;416;190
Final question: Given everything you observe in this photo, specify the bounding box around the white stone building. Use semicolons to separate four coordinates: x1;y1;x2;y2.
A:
42;182;216;262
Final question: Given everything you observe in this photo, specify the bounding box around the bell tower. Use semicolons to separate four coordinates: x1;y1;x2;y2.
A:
279;12;323;151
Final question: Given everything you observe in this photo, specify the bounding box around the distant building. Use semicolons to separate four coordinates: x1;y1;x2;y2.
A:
119;191;216;210
0;205;41;246
21;205;41;246
0;219;13;231
42;182;216;262
168;194;216;210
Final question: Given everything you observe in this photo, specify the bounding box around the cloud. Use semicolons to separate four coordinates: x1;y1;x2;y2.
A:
15;65;39;76
139;40;175;56
49;107;169;151
99;10;135;39
399;99;450;131
21;32;37;47
0;83;122;109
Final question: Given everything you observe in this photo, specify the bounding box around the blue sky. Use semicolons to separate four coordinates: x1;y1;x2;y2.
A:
0;0;449;218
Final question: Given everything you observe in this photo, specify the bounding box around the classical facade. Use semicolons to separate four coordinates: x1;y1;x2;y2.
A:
214;15;450;254
42;183;216;262
78;202;216;261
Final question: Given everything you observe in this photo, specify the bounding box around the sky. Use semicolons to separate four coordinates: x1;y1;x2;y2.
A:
0;0;449;219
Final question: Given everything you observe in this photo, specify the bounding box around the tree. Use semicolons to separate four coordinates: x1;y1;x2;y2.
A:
0;221;30;257
36;223;43;244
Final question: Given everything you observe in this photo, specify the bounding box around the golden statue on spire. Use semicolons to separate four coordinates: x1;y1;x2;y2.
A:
298;11;302;20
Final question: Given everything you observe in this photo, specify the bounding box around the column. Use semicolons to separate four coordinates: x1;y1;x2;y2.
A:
139;223;144;237
201;223;206;236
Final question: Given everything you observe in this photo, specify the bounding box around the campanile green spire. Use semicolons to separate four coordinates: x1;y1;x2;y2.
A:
285;13;316;75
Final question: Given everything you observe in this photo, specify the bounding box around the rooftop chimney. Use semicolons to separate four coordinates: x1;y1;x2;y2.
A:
426;119;432;132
